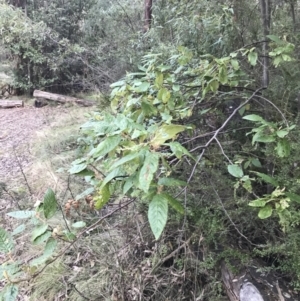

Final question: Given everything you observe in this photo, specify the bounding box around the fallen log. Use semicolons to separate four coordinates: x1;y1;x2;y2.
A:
33;90;94;107
0;100;24;108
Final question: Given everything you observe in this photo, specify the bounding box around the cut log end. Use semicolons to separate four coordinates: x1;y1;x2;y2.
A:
0;100;24;108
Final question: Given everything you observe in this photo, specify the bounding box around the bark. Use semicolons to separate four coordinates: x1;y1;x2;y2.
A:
144;0;153;32
33;90;94;107
260;0;271;88
0;100;24;108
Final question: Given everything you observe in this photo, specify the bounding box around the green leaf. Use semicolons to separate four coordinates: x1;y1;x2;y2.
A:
139;152;159;192
32;224;48;243
252;133;276;144
251;171;279;187
43;188;57;219
258;205;273;219
109;152;141;171
95;184;111;210
91;135;121;158
33;231;51;245
267;35;284;44
276;138;290;157
6;210;35;219
158;177;187;187
148;194;168;240
219;66;228;84
167;142;195;159
286;192;300;204
75;187;94;201
242;114;264;122
231;59;239;70
276;130;289;138
141;100;157;116
151;125;186;148
12;224;26;236
158;88;171;103
163;194;184;214
155;73;164;88
100;167;124;189
249;199;267;207
135;82;150;92
248;51;258;66
0;227;14;254
227;165;244;178
69;162;87;174
251;158;262;168
30;238;57;266
71;221;87;229
3;285;18;301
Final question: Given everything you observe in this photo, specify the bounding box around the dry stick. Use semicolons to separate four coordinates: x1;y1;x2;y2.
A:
178;88;265;242
150;236;195;274
13;147;33;198
210;180;260;247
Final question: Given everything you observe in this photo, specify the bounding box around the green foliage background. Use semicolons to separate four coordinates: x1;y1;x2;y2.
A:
2;0;300;300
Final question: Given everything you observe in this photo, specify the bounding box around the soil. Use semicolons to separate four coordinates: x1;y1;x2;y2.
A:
0;105;52;183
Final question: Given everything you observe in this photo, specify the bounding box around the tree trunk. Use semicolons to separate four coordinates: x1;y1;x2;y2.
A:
144;0;153;32
33;90;94;107
0;100;24;108
260;0;271;88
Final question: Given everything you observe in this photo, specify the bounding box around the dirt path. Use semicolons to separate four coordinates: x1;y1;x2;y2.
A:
0;105;53;183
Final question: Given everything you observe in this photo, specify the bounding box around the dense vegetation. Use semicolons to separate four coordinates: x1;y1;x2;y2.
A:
1;0;300;300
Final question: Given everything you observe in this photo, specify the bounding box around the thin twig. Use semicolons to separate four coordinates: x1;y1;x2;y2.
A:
13;147;33;198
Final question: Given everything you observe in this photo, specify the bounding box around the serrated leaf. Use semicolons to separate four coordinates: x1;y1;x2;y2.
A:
139;152;159;192
123;174;138;194
12;224;26;236
148;194;168;240
95;184;111;209
33;230;51;245
248;51;258;66
227;165;244;178
100;167;124;189
242;114;264;122
151;125;186;148
110;152;141;171
32;224;48;243
167;142;195;159
276;138;290;157
3;285;18;301
30;238;57;266
158;177;187;186
91;135;121;159
69;162;87;174
6;211;36;219
43;188;57;219
258;205;273;219
72;221;87;229
219;66;228;84
163;194;184;214
251;171;279;187
0;227;14;254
